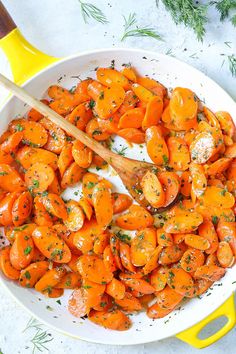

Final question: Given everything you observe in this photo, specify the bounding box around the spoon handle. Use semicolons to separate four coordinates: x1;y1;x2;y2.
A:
0;73;120;164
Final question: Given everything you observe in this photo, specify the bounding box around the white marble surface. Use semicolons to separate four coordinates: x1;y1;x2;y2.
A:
0;1;235;353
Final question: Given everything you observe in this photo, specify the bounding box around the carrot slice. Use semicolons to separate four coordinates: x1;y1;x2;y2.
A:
119;273;155;294
142;96;163;130
25;162;55;194
189;162;207;198
66;102;93;131
110;234;123;271
103;244;117;273
16;146;58;171
89;309;131;331
27;99;49;121
158;171;180;207
150;266;168;291
0;164;25;192
0;192;20;226
1;131;23;153
19;261;49;288
73;218;103;254
217;241;234;268
142;246;163;275
190;132;217;164
118;107;145;129
96;68;130;90
163;211;203;233
12;191;33;226
58;143;73;177
118;128;145;144
61;162;85;189
159;243;187;265
35;266;66;294
77;254;113;284
32;226;71;263
56;272;81;289
181;249;205;272
147;302;173;319
184;234;210;250
95;84;125;119
68;288;90;318
33;196;54;227
86;118;110;141
119;242;136;273
10;119;48;147
106;278;126;300
93;232;109;255
40;118;66;154
194;265;226;282
146;126;169;165
131;83;155;103
207;158;232;176
0;247;20;280
131;227;156;266
137;77;166;98
87;80;106;101
40;193;67;219
121;67;137;82
198;219;219;254
119;90;139;115
156;228;173;247
215;111;235;137
115;292;142;312
116;205;154;230
82;279;106;308
167;137;190;171
198;186;234;208
203;107;220;128
97;113;120;134
216;220;236;256
111;193;132;214
141;170;165;208
0;149;13;164
91;181;113;227
72;140;93;168
78;197;93;220
64;200;85;232
157;285;184;309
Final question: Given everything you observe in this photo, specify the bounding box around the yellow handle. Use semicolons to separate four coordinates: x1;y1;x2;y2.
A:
0;28;59;84
176;293;236;348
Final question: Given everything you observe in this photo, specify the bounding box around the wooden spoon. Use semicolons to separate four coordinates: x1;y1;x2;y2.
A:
0;73;162;213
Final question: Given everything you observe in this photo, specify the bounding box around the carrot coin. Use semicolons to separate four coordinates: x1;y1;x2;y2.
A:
64;200;85;232
77;254;113;284
25;163;55;194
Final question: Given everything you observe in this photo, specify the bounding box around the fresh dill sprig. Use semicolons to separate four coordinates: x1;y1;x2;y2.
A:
228;54;236;76
121;12;163;41
31;330;53;354
79;0;108;24
23;317;43;333
211;0;236;20
159;0;208;41
112;146;128;156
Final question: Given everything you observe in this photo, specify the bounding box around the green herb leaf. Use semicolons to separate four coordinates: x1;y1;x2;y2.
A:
112;146;128;156
211;0;236;21
79;0;108;24
24;246;32;255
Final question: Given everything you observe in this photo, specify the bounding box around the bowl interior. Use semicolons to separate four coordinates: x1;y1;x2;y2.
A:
0;48;235;345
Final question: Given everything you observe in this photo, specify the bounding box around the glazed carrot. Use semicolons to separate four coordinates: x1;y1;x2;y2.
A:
56;272;81;289
215;111;235;137
19;261;49;288
163;211;203;233
77;254;113;284
146;126;169;165
66;102;93;131
72;140;93;168
106;278;126;300
169;87;198;130
93;232;109;255
167;268;195;297
35;266;67;294
32;226;71;263
58;143;73;177
181;249;205;272
48;174;61;195
207;158;232;176
93;293;113;311
92;182;113;227
121;66;137;82
110;235;123;271
1;131;23;153
0;192;20;226
225;143;236;158
147;302;173;319
116;205;153;230
119;242;136;273
89;309;131;331
74;79;93;101
40;193;67;219
73;218;103;254
119;273;155;294
9;119;48;147
64;200;85;232
142;96;163;130
61;162;85;189
45;288;64;298
103;244;117;273
87;80;106;101
118;107;145;129
0;164;25;192
157;286;184;310
159;243;186;265
206;253;219;266
0;247;20;280
216;220;236;256
97;113;120;134
189;162;207;199
67;254;81;273
92;154;107;169
68;288;90;318
141;171;165;208
167;137;190;171
119;90;139;115
40;118;66;154
198;219;219;254
53;225;80;255
198;186;235;208
111;193;132;214
190;132;217;164
131;83;155;103
96;68;130;90
118;128;145;144
11;191;32;227
150;266;168;291
95;84;125;119
86;118;111;141
196;278;213;296
131;227;156;266
115;292;142;312
0;149;13;164
78;197;93;220
25;163;55;194
33;196;54;227
16;146;58;171
158;171;180;207
31;247;46;262
137;77;166;98
217;241;234;268
156;228;173;247
27;99;49;121
142;246;163;275
184;234;210;251
82;279;106;308
194;265;226;282
203;107;220;128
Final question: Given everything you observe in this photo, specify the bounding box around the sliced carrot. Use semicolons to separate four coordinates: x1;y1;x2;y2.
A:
156;228;173;247
92;181;113;227
196;278;213;296
225;143;236;158
110;235;123;271
97;113;120;134
87;80;106;101
27;99;49;121
119;273;155;294
0;192;20;226
0;164;25;192
163;211;203;233
10;119;48;147
142;246;163;275
96;68;130;90
74;79;93;102
35;266;66;294
217;241;234;268
118;90;139;115
73;218;103;254
92;154;107;169
198;219;219;254
119;242;136;273
40;118;66;154
146;126;169;165
141;170;165;208
45;288;64;298
78;197;93;220
25;162;55;194
32;226;71;263
93;293;113;311
131;83;155;103
158;171;180;207
194;265;226;282
1;131;23;153
82;279;106;308
189;162;207;198
215;111;235;137
19;261;49;288
103;244;117;273
64;200;84;232
190;131;219;164
106;278;126;300
12;191;33;226
86;118;110;141
72;140;93;168
56;272;81;289
118;107;145;129
198;186;234;208
142;96;163;130
95;84;125;119
77;254;113;284
111;193;132;214
61;162;85;189
115;292;142;312
137;77;166;98
0;247;20;280
203;107;220;128
58;143;73;177
207;158;232;176
131;227;156;266
68;288;90;318
159;243;187;265
48;174;61;195
118;128;145;144
121;66;137;82
67;254;81;273
89;309;131;331
150;266;168;291
216;220;236;256
16;146;58;171
66;102;93;131
167;137;190;171
40;193;67;219
93;232;109;255
147;302;173;319
116;205;154;230
181;248;205;273
0;149;13;164
184;234;210;251
157;285;184;309
33;196;54;226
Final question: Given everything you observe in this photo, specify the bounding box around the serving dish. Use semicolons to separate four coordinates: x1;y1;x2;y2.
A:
0;2;235;348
